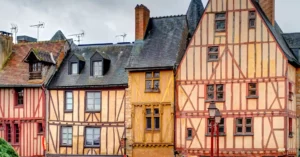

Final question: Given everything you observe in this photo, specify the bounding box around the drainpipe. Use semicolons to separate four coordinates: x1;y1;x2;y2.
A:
41;84;47;156
173;64;178;157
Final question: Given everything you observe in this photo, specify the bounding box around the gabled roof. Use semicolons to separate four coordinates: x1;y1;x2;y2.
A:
94;51;110;60
282;33;300;49
23;48;56;64
51;30;67;41
187;0;205;36
73;53;85;61
251;0;300;66
48;44;133;89
0;40;68;87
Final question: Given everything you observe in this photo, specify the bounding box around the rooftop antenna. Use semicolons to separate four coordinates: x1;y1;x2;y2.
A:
69;30;85;45
10;24;18;43
30;21;45;41
115;33;127;42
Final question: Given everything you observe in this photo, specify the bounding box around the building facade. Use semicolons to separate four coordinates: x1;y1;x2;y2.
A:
46;44;132;156
0;31;69;157
175;0;298;156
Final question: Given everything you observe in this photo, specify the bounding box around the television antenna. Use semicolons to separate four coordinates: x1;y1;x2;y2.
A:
115;33;127;42
30;21;45;41
69;30;85;45
10;24;18;43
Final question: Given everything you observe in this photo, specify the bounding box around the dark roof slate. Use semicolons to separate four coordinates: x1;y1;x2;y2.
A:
126;15;189;70
251;0;300;66
51;30;67;41
48;44;133;89
186;0;204;36
282;33;300;49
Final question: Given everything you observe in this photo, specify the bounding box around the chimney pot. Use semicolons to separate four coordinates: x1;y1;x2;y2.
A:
135;4;150;40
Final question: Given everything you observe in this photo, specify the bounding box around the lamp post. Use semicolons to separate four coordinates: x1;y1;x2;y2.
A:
208;102;217;157
215;109;222;157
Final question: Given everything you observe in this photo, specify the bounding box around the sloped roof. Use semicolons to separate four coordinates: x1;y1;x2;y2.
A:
51;30;67;41
251;0;300;66
126;15;189;70
0;40;67;87
23;49;56;64
48;44;133;89
282;33;300;49
187;0;205;36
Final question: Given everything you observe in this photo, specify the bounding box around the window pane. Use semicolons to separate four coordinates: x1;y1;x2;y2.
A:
209;47;218;52
207;93;214;100
87;104;94;110
94;93;100;99
216;13;226;19
249;19;255;27
237;127;243;133
94;128;100;134
146;80;152;89
217;93;223;100
154;80;159;90
236;118;243;125
154;72;160;78
187;129;192;137
154;109;159;114
87;93;94;99
85;139;93;145
146;117;151;129
249;11;256;18
87;99;94;105
219;127;224;133
94;103;101;111
66;92;72;98
95;98;101;105
249;83;256;89
67;98;73;104
62;128;67;133
207;85;214;92
208;54;218;60
68;140;72;145
146;109;151;115
246;118;252;124
86;129;93;135
216;21;226;30
154;117;160;129
72;63;78;74
146;72;152;78
249;90;256;96
62;139;68;144
66;104;72;110
217;85;223;92
94;138;100;145
246;127;252;133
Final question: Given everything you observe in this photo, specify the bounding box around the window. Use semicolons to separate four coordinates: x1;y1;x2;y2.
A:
6;124;11;143
85;128;100;147
61;126;72;146
86;92;101;112
249;11;256;28
289;118;293;138
215;13;226;32
187;128;193;140
235;118;252;135
208;118;224;134
65;91;73;112
37;123;43;134
30;62;42;72
145;108;160;130
145;71;160;92
14;124;19;143
289;82;293;101
92;61;103;76
206;84;224;101
248;83;257;97
208;46;219;61
71;62;78;74
15;88;24;105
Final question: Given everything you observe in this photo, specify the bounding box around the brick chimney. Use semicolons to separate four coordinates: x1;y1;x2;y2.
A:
135;4;150;41
0;31;13;69
258;0;275;25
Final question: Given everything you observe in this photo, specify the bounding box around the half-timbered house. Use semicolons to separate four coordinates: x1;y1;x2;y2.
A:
125;2;203;157
176;0;299;156
0;31;69;157
46;43;133;156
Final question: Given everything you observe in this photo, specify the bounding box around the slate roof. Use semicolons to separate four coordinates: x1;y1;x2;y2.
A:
48;44;133;89
282;33;300;49
51;30;67;41
187;0;205;36
0;40;67;87
251;0;300;66
24;49;56;64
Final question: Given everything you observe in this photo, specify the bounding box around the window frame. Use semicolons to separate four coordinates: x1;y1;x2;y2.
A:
14;124;20;144
84;127;101;148
37;122;43;135
92;60;103;77
6;124;11;143
60;126;73;147
145;108;160;131
206;84;224;102
207;46;219;62
187;128;193;140
235;117;253;136
288;82;293;101
29;62;42;72
247;83;258;98
215;12;226;32
289;118;293;138
15;88;24;106
85;91;101;113
64;91;73;112
145;71;160;93
71;62;78;75
207;118;225;135
248;11;256;29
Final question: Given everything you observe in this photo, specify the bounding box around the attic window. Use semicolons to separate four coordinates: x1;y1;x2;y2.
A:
29;62;42;79
92;61;103;76
71;63;78;74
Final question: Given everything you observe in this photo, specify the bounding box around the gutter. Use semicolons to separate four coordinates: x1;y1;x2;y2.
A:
48;84;128;90
126;66;173;72
0;84;42;88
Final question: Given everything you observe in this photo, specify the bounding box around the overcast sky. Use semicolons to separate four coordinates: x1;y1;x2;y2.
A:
0;0;299;44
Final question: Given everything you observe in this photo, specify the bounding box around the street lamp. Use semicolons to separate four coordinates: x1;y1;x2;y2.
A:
215;109;222;157
208;102;217;157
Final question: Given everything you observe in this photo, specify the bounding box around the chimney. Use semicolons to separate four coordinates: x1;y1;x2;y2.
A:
0;31;13;69
17;35;37;43
135;4;150;41
258;0;275;25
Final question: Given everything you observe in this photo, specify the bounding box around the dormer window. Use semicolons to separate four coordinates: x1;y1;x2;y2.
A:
92;61;103;76
71;62;78;74
29;62;42;79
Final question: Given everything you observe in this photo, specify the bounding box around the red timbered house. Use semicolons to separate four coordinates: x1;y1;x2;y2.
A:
176;0;299;157
0;31;69;157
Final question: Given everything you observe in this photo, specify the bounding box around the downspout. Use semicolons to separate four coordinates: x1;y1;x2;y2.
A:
173;64;178;157
41;84;47;156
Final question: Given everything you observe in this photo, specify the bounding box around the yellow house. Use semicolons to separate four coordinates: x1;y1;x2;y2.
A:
125;2;203;157
176;0;298;156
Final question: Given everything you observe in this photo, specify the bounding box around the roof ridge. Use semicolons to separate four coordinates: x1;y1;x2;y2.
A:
151;14;186;19
14;40;66;45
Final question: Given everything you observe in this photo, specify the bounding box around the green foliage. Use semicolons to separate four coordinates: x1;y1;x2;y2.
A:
0;138;18;157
